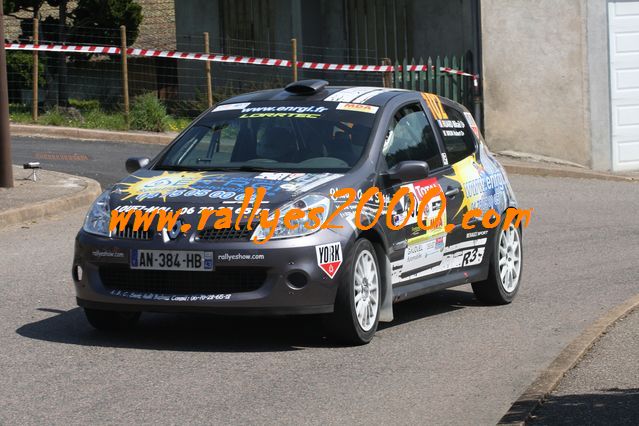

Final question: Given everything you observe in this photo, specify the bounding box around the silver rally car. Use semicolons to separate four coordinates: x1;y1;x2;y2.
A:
73;80;524;344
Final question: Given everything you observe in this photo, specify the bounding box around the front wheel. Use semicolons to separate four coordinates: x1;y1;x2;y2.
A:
84;308;141;331
325;239;381;345
472;222;523;304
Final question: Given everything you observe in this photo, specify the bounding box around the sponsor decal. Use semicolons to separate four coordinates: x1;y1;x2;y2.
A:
237;106;329;120
241;105;328;114
447;155;508;217
117;171;207;201
255;172;306;181
464;112;480;138
391;245;485;284
466;230;488;238
213;102;251;112
110;289;231;301
401;234;447;278
315;242;343;279
403;178;448;242
444;238;487;254
324;87;394;103
336;102;379;114
90;248;125;259
438;119;466;129
115;172;337;203
216;252;265;261
442;130;466;137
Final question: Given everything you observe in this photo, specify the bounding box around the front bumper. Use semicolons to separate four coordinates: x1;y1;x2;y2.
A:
72;227;354;315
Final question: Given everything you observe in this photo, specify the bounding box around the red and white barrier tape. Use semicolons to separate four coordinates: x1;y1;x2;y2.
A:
4;43;479;84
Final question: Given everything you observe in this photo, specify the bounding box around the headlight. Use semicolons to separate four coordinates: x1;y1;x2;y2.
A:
252;194;331;241
82;190;112;237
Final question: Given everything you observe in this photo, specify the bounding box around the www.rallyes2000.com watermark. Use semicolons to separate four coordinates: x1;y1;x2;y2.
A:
109;186;533;244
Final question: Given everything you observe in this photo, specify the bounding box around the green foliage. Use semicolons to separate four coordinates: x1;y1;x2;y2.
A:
82;109;127;130
72;0;143;46
9;104;189;133
40;108;68;126
130;93;170;132
6;51;46;89
68;98;101;112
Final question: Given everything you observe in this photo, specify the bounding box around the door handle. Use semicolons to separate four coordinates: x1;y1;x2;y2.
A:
445;187;460;198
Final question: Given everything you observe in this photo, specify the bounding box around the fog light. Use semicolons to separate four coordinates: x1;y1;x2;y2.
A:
73;265;83;282
287;272;308;289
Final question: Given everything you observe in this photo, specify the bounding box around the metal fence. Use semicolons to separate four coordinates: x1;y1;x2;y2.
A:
5;21;479;132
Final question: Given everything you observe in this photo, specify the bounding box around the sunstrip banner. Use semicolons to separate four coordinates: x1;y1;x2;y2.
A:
4;42;479;80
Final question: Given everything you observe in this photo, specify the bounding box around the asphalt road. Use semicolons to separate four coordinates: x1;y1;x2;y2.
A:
3;137;639;424
531;308;639;425
11;135;165;188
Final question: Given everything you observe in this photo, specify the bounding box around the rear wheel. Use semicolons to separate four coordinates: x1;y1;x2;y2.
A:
472;222;522;304
84;308;141;331
326;239;380;345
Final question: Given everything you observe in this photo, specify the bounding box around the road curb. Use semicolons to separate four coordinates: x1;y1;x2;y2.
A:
498;294;639;425
502;163;638;183
0;172;102;229
10;123;175;145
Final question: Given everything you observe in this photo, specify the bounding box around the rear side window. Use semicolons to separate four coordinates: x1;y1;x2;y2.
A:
438;105;476;164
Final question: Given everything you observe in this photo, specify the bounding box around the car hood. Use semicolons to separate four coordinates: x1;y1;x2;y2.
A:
108;169;344;212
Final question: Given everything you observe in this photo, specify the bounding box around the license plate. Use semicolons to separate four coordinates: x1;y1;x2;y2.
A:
130;249;213;271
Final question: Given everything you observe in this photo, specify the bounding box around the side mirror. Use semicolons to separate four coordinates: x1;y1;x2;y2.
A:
125;157;150;173
386;161;430;182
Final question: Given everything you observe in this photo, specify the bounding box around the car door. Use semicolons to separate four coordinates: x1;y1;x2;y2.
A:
378;101;464;286
428;99;497;272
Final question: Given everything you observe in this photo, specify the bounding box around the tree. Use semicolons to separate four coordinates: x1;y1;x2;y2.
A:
71;0;142;47
4;0;142;106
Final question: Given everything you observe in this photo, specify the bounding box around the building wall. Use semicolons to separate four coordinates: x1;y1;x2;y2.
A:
3;0;176;50
481;0;592;166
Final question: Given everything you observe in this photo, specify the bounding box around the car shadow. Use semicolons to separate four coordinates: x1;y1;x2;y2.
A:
525;388;639;425
16;289;482;352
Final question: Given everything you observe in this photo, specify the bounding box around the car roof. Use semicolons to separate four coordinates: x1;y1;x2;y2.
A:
212;80;468;115
218;83;412;107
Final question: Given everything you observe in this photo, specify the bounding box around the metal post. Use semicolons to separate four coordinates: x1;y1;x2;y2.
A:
120;25;130;129
291;38;298;82
381;58;392;88
0;7;14;188
32;17;39;121
204;32;213;108
471;0;483;132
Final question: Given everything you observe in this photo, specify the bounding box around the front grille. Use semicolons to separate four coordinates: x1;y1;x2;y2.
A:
112;224;153;240
197;223;254;241
100;265;267;294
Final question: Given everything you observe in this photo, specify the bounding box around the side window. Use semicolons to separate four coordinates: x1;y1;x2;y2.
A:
439;106;477;164
383;103;443;170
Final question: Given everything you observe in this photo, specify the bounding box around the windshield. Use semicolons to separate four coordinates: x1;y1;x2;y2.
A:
155;101;378;172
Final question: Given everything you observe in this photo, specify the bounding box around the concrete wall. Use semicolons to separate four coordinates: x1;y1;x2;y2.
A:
481;0;592;166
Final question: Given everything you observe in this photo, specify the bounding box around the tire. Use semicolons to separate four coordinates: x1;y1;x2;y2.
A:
471;221;523;304
84;308;141;331
325;238;381;345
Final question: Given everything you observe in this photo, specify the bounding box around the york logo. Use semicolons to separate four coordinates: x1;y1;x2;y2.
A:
315;242;343;279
